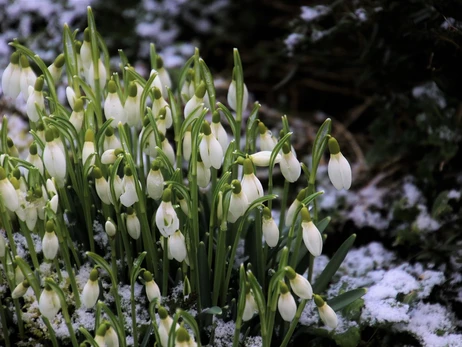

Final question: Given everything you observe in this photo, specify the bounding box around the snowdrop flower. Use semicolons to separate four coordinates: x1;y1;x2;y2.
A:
314;294;338;328
149;69;164;95
227;70;249;112
211;111;229;153
19;55;37;101
285;266;312;299
184;81;206;119
0;167;20;212
327;137;352;190
94;323;108;347
43;221;59;260
280;143;301;182
169;230;187;263
93;167;111;205
108;174;123;205
301;207;323;257
146;160;164;200
242;287;258;321
126;207;141;240
124;82;141;127
180;68;194;103
105;218;117;237
80;28;92;70
156;55;172;98
47;53;65;84
156;106;171;135
103;127;121;151
101;148;123;165
39;283;61;320
241;158;263;203
43;129;67;188
66;86;76;110
158;306;179;347
1;51;21;98
26;143;44;175
143;271;161;302
12;279;30;299
285;188;307;228
228;180;249;223
197;157;211;188
82;129;96;167
87;58;107;91
160;134;176;166
120;166;139;207
278;281;297;322
262;207;279;247
69;98;85;133
26;75;45;122
258;122;278;151
7;137;19;158
104;80;125;127
182;127;192;161
152;87;172;131
249;151;281;167
81;268;100;309
175;326;197;347
156;188;179;237
199;121;223;169
104;323;118;347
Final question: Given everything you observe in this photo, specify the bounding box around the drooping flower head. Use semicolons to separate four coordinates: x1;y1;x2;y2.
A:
81;268;100;309
241;158;263;203
301;206;323;257
327;137;352;190
314;294;338;329
262;206;279;247
199;120;223;170
156;188;179;237
278;281;296;322
285;266;312;299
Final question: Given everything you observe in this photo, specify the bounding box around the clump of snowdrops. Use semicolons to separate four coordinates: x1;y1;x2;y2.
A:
0;7;365;347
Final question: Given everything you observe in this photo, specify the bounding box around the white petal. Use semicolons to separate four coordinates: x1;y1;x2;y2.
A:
147;170;164;200
278;292;296;322
82;280;100;309
302;221;323;257
262;217;279;247
197;162;211;188
42;231;59;260
290;274;312;299
319;303;338;328
126;214;141;240
228;192;248;222
0;179;19;212
155;201;179;237
280;152;301;183
338;153;352;190
39;289;61;320
146;280;161;302
168;231;187;262
328;155;343;190
241;174;263;203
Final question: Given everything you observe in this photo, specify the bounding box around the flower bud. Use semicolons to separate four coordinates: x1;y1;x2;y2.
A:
0;167;20;212
327;137;352;190
43;221;59;260
262;207;279;247
39;283;61;320
278;281;296;322
126;207;141;240
104;80;125;127
314;294;338;328
168;230;187;263
12;279;30;299
143;271;161;302
81;268;100;309
301;207;323;257
2;51;21;98
285;266;312;299
241;158;263;203
105;218;117;237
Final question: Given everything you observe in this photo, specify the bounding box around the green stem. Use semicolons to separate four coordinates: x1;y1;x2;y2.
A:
279;299;308;347
278;180;290;232
0;296;10;347
18;221;39;269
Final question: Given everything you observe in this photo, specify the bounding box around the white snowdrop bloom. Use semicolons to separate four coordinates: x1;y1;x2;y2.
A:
285;266;312;299
228;180;249;223
19;55;37;101
26;76;45;122
103;127;121;151
39;284;61;320
146;160;164;200
101;148;123;165
47;53;65;84
80;29;92;70
285;188;306;227
49;195;59;214
142;127;158;158
81;268;100;309
301;207;323;257
124;82;141;127
66;86;76;110
210;111;229;153
168;230;187;263
105;218;117;237
182;129;192;161
249;151;281;167
200;121;223;169
42;229;59;260
175;326;197;347
156;106;171;135
184;81;206;119
156;189;179;237
120;166;139;207
227;76;249;112
258;122;278;152
69;98;85;133
87;59;107;91
108;174;123;205
152;87;172;130
43;129;67;188
26;143;44;175
149;69;164;95
104;324;119;347
280;144;301;183
327;137;352;190
2;51;21;99
160;135;176;167
314;294;338;328
262;207;279;247
158;306;179;347
104;80;125;127
126;207;141;240
82;130;96;167
12;280;30;299
94;324;108;347
241;158;263;203
156;55;172;98
0;167;19;212
278;282;296;322
197;160;211;188
242;290;258;321
93;168;111;205
143;271;161;302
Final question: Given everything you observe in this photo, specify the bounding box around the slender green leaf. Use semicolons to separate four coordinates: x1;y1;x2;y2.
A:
328;288;367;312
